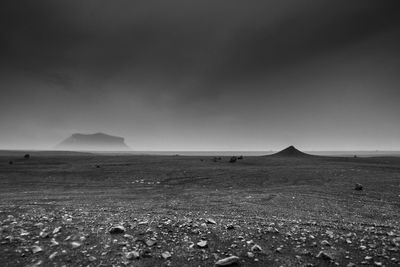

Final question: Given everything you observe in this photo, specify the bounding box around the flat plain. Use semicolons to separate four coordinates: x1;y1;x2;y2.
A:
1;152;400;266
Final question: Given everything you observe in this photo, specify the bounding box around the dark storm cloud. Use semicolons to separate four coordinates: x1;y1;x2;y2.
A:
1;0;399;90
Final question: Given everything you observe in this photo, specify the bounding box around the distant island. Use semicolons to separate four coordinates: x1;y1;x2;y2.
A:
55;133;130;151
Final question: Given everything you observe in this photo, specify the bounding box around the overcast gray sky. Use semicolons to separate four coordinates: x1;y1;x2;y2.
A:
0;0;399;150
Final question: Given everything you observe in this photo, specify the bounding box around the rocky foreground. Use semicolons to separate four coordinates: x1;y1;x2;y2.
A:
1;204;399;267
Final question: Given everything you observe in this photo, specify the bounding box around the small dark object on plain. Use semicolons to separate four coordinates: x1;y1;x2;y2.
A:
354;155;357;158
316;251;333;261
229;156;237;163
109;225;126;234
24;154;30;159
238;155;244;160
9;161;13;165
354;183;363;191
96;165;100;168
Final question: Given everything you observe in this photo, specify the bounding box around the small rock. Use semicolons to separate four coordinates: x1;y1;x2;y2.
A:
161;251;172;259
39;230;49;238
321;240;331;246
49;252;58;260
126;251;140;260
197;240;208;248
109;225;126;234
32;245;43;254
50;238;59;246
123;234;134;239
88;256;97;262
145;239;157;247
53;226;61;234
374;262;382;266
354;183;363;191
251;244;262;252
215;256;240;266
316;251;333;261
206;218;217;224
20;229;30;236
247;252;254;258
71;241;81;249
226;224;235;230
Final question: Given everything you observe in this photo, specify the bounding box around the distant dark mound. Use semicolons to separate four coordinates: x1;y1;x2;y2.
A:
270;146;311;157
56;133;130;151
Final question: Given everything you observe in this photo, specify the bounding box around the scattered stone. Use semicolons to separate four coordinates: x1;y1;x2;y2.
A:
52;226;61;234
31;245;43;254
226;224;235;230
71;241;81;249
126;251;140;260
88;256;97;262
354;183;363;191
316;251;333;261
124;234;134;239
247;252;254;258
161;251;172;259
215;256;240;266
50;238;59;247
109;225;126;234
197;240;208;248
321;240;331;246
144;239;156;247
39;230;49;238
206;218;217;224
251;244;262;252
20;229;30;236
49;252;58;260
229;156;237;163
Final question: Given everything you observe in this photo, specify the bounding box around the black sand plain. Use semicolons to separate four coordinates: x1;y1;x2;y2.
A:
1;149;400;266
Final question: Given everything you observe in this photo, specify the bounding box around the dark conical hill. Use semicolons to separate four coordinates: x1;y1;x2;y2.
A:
270;146;311;157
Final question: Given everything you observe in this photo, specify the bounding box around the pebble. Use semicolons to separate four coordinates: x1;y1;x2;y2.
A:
247;252;254;258
206;218;217;224
197;240;208;248
215;256;240;266
31;245;43;254
251;244;262;252
126;251;140;260
316;251;333;261
49;252;58;260
109;225;126;234
71;241;81;249
161;251;172;259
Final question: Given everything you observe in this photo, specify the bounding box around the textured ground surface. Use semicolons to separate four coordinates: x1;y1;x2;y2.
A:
1;153;400;266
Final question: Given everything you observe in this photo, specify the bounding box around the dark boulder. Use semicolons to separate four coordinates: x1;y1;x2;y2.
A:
354;183;363;191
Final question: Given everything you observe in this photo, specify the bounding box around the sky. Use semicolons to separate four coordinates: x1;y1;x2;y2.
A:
0;0;400;151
